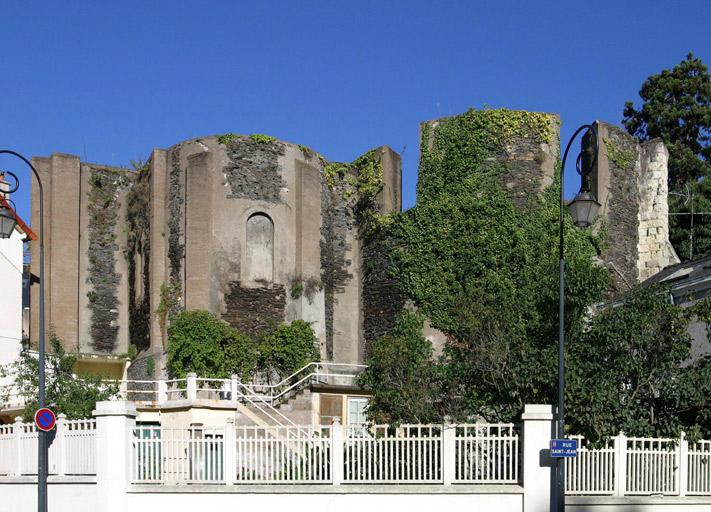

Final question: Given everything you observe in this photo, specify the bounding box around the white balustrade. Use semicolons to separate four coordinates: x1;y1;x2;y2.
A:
0;417;96;477
455;423;518;483
129;422;519;486
344;424;443;483
688;440;711;495
565;435;615;495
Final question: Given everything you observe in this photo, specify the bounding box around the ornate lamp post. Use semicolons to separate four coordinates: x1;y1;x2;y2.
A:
556;125;600;511
0;150;47;512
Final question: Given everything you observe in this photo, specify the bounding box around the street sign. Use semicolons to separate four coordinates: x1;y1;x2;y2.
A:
34;408;56;432
550;438;577;458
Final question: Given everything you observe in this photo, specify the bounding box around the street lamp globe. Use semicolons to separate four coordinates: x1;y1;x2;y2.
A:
568;191;600;228
0;203;17;239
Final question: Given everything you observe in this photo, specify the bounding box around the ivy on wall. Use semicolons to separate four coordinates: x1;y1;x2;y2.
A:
320;150;385;359
125;160;152;351
167;147;185;319
359;108;611;423
86;167;129;352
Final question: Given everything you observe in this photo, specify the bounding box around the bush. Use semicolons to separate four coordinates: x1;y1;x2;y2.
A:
258;320;320;382
0;329;120;420
167;310;257;380
357;311;443;425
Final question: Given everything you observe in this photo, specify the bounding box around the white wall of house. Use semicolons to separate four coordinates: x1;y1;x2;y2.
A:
0;227;23;385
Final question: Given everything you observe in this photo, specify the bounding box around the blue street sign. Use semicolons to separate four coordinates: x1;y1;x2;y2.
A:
550;438;577;458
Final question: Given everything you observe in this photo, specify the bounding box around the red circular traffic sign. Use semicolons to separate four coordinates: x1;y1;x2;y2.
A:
34;408;56;432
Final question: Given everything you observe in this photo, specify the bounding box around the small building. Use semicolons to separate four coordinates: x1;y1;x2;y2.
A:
641;254;711;361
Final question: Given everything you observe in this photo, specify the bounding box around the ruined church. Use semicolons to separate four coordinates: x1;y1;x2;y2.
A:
28;109;678;380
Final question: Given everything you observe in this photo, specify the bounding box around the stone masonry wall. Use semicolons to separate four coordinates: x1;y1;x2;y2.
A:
594;123;679;297
637;140;679;281
222;281;286;337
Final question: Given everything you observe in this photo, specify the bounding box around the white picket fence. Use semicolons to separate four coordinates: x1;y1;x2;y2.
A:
131;422;519;485
0;416;96;476
566;433;711;496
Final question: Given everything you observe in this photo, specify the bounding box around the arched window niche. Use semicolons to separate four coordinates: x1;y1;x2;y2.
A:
245;212;274;284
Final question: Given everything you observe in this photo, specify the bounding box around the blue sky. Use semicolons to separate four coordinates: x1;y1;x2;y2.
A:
2;0;710;223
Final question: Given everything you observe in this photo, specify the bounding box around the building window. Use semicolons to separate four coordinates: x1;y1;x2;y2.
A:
246;213;274;283
347;397;369;427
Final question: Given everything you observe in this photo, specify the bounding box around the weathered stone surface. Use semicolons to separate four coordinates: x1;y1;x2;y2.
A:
592;123;679;298
222;281;286;338
30;113;679;363
222;136;285;203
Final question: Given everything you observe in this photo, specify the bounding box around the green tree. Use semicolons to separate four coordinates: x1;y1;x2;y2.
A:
567;286;711;443
166;310;257;380
623;53;711;260
258;320;320;383
0;330;120;420
357;311;443;424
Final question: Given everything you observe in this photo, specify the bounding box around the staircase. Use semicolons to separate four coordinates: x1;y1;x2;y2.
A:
119;362;367;429
235;387;313;427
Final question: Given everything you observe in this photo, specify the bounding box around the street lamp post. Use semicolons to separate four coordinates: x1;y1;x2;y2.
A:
0;150;47;512
556;125;600;511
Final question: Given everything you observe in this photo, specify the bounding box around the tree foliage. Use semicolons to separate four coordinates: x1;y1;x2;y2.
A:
567;287;711;443
167;310;258;380
360;107;711;441
357;311;443;425
623;53;711;260
166;311;319;383
258;319;320;383
0;331;120;421
362;108;608;424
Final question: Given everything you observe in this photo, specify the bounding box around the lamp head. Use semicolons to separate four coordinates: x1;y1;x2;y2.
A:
568;191;600;228
0;203;17;239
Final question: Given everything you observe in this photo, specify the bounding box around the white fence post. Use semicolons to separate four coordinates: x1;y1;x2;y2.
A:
614;432;627;497
13;416;22;477
331;418;343;486
522;404;554;512
224;418;235;485
93;401;137;512
157;380;167;405
230;374;240;405
186;373;197;402
678;432;688;497
442;424;456;485
56;413;67;476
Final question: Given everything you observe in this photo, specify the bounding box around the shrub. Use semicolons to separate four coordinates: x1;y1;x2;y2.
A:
167;310;257;380
258;320;320;382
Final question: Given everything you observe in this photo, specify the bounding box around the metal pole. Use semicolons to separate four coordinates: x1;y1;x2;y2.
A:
0;150;46;512
556;125;593;511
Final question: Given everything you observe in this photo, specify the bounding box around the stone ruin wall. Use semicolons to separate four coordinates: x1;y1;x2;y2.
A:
29;112;681;369
592;122;679;298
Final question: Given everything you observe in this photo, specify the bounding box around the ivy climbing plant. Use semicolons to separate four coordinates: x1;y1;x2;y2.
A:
361;108;610;424
87;167;129;352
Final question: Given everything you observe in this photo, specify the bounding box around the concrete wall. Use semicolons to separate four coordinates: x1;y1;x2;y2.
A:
2;481;710;512
29;155;132;354
0;229;23;388
0;480;97;512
